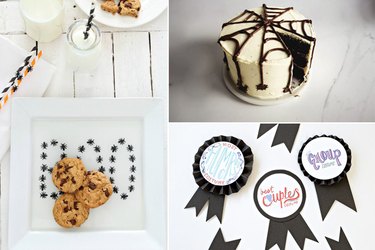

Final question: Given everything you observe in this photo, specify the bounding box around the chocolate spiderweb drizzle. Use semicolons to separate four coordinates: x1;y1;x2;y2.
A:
218;4;316;94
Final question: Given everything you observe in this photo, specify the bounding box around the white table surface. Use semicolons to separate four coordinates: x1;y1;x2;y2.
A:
0;0;168;249
170;0;375;122
169;123;375;249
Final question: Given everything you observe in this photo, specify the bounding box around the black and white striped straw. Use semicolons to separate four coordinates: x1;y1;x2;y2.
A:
0;44;38;101
84;2;96;40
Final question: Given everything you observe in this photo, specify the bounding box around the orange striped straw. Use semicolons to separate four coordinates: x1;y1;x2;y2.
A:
0;50;43;110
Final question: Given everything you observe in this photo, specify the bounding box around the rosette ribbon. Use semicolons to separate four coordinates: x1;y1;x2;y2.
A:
298;135;357;220
254;170;317;250
185;135;253;223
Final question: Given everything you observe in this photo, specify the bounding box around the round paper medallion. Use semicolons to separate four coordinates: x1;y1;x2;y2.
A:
200;141;245;186
298;135;351;185
254;170;306;222
193;135;253;195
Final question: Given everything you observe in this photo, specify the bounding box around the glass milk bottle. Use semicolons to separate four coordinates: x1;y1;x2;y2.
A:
20;0;64;42
66;20;102;72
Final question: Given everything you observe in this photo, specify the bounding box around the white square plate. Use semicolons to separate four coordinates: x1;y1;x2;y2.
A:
8;98;166;250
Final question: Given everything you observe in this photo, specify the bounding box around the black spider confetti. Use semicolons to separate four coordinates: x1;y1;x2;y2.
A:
109;166;116;174
130;165;136;173
40;152;47;160
111;145;118;153
129;155;136;162
96;155;103;163
127;145;134;152
94;145;101;153
109;155;116;163
27;65;33;73
39;175;46;182
109;177;115;184
59;191;64;195
60;153;67;160
39;137;138;202
50;192;59;200
60;143;67;151
129;175;136;182
120;193;128;200
41;142;48;149
51;139;58;146
41;164;48;172
78;145;85;153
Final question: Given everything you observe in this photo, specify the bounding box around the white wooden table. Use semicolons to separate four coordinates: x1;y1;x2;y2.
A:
0;0;168;248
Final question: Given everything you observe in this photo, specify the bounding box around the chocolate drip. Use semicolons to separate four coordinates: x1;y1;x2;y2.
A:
273;20;316;42
218;4;315;94
223;52;229;70
219;12;264;92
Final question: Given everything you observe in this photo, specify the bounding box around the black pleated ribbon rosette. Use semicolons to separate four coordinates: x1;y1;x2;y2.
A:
298;135;356;220
185;135;253;223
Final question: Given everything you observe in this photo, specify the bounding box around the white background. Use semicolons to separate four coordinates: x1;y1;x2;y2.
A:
169;123;375;249
170;0;375;122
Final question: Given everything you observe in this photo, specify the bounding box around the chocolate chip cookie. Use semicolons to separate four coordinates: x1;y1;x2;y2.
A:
119;0;141;17
53;194;90;228
52;158;87;193
75;171;113;208
101;0;119;15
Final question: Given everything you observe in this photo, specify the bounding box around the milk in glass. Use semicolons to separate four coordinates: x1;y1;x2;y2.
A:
66;20;102;72
20;0;64;42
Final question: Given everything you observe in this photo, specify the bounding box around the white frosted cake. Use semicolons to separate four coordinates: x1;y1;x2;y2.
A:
218;4;316;100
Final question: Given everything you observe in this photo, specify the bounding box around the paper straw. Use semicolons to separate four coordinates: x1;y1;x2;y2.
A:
0;45;38;100
84;2;96;40
0;50;43;110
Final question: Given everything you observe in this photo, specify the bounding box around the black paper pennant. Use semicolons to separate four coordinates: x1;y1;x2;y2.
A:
257;124;300;153
185;188;224;223
266;215;317;250
209;228;241;250
315;176;357;220
326;227;352;250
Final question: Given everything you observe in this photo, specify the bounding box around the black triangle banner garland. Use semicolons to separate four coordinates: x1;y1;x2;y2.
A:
254;170;318;250
209;228;241;250
257;124;300;153
326;227;353;250
298;135;357;220
185;135;253;223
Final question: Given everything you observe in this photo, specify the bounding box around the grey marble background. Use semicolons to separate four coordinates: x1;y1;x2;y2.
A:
170;0;375;122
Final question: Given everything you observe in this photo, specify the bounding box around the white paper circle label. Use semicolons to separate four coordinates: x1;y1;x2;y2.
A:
301;137;347;181
255;171;305;220
200;141;244;186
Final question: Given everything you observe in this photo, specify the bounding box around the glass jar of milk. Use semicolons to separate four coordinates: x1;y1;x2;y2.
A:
66;20;102;72
20;0;64;43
